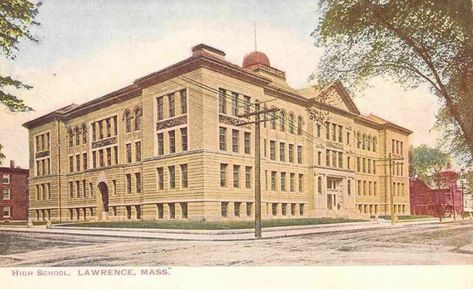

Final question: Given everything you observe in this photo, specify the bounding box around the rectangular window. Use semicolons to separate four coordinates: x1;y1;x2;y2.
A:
220;164;227;187
362;158;366;173
233;165;240;188
126;143;132;163
2;189;10;200
106;118;111;137
135;173;141;193
135;141;142;162
106;147;112;166
317;151;322;166
245;166;252;189
338;152;343;168
279;142;285;162
317;124;321;138
99;121;104;139
368;159;371;174
246;202;252;217
288;144;294;163
221;202;228;217
2;206;10;218
218;88;226;114
232;130;239;153
298;174;303;192
332;123;337;141
243;95;251;116
231;92;238;116
347;156;351;170
347;131;350;144
92;151;97;168
157;133;164;155
126;174;132;194
338;125;343;142
244;132;251;154
69;156;73;173
113;146;118;165
181;128;188;151
270;141;276;160
326;150;331;167
219;127;227;151
76;154;80;172
297;145;302;164
169;130;176;153
271;171;277;191
76;180;80;198
168;93;175;117
290;173;295;192
181;164;188;188
99;149;104;167
157;97;164;120
280;172;286;191
83;153;88;170
112;180;116;195
180;89;187;114
157;168;164;190
234;202;241;217
169;166;176;189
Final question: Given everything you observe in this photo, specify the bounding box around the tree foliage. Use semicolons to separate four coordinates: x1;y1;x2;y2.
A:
313;0;473;165
0;144;5;164
410;144;450;183
0;0;41;112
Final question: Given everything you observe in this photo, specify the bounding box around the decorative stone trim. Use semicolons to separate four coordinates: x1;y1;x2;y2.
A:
156;115;187;131
92;136;117;149
35;150;50;159
326;140;343;150
219;114;251;129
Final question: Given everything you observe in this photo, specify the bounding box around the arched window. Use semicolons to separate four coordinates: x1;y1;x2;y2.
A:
279;111;286;132
297;116;303;135
81;124;87;144
362;134;366;150
68;129;73;147
134;108;142;131
124;110;132;133
74;127;80;146
317;176;322;194
367;136;371;151
288;113;295;134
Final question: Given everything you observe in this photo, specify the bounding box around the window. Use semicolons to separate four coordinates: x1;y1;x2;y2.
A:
83;153;88;170
279;111;286;131
68;129;74;147
347;131;350;145
280;172;286;191
180;89;187;114
279;142;285;162
338;152;343;168
338;125;343;142
297;116;303;135
374;182;377;196
75;127;80;146
299;204;304;216
92;151;97;168
326;150;331;167
2;206;10;218
289;144;294;163
125;111;132;133
82;125;87;144
234;202;241;217
270;110;276;129
181;164;188;188
169;203;176;219
362;158;366;173
69;156;73;173
316;124;321;138
126;143;132;163
246;202;253;217
113;146;118;165
271;171;277;191
169;130;176;153
318;176;322;194
373;137;377;152
134;109;142;131
181;128;188;151
357;180;361;195
347;157;351;170
219;127;227;151
168;93;175;117
332;123;337;141
157;97;164;120
289;114;295;134
220;164;227;187
244;132;251;154
2;189;10;200
218;88;226;114
76;154;80;172
135;141;142;162
76;181;80;198
270;141;276;160
317;151;322;166
290;173;295;192
221;202;228;217
126;174;132;194
245;166;252;189
169;166;176;189
243;95;251;116
282;203;287;216
232;130;239;153
231;92;239;116
157;133;164;155
298;174;303;192
106;147;112;166
233;165;240;188
297;145;302;164
135;173;141;193
157;168;164;190
272;204;277;216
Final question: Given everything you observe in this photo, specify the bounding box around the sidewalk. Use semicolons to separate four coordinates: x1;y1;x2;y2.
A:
1;218;468;241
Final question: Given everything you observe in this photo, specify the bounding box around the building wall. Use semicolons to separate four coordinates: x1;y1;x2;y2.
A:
0;167;29;221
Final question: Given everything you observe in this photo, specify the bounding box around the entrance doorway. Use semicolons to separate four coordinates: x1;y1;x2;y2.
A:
98;182;109;220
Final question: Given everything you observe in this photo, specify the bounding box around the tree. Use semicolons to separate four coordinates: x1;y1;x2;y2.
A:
410;145;450;183
313;0;473;165
0;144;5;165
0;0;41;112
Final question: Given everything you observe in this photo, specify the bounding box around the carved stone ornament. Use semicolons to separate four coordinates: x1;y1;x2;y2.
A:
92;136;117;149
35;150;50;159
156;115;187;131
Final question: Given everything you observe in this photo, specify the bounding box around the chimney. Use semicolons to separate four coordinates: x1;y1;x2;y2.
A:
10;160;15;168
191;44;226;60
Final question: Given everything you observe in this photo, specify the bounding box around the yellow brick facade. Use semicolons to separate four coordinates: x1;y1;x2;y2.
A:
24;44;411;222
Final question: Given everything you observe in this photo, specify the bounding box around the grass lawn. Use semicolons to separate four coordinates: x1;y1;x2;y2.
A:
379;215;433;221
59;217;366;230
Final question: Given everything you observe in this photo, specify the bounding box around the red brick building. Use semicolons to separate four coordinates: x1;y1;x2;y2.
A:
410;169;464;217
0;161;29;221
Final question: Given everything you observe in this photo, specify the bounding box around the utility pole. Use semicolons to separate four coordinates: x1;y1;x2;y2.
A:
238;102;279;239
451;185;456;221
388;153;397;225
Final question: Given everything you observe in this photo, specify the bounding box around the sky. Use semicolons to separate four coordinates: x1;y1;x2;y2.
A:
0;0;443;168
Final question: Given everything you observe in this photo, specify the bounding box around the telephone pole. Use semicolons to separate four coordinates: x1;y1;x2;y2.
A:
238;101;279;238
388;153;397;225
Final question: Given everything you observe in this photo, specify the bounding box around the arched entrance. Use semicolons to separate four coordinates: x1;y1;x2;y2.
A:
98;181;109;220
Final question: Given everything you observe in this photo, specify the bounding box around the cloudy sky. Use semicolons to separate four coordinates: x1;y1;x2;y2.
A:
1;0;442;168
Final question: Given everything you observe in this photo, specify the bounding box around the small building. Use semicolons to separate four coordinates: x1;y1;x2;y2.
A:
0;161;29;222
410;169;463;217
458;177;473;214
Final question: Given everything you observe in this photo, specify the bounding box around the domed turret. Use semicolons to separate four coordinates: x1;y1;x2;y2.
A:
242;51;270;68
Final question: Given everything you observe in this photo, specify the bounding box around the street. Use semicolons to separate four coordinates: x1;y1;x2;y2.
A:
1;220;473;266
